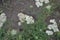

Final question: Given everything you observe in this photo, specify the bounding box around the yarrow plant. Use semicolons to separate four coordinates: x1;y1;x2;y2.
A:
18;12;34;26
0;13;7;28
10;29;17;35
46;19;59;35
35;0;50;7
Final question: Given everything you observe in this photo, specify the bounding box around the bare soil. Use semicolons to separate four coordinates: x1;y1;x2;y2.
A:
2;0;42;31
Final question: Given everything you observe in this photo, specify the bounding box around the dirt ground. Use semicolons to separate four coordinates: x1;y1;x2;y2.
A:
2;0;42;31
2;0;60;31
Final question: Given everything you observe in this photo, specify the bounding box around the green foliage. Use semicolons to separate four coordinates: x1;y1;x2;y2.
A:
21;7;52;40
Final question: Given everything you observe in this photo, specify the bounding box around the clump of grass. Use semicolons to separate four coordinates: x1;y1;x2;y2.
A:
20;5;55;40
19;1;60;40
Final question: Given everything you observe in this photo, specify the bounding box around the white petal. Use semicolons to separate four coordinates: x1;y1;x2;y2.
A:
46;5;51;10
46;30;53;35
0;23;3;28
11;29;17;35
47;25;52;29
39;0;44;2
50;19;56;24
35;0;40;2
35;2;43;7
44;0;49;3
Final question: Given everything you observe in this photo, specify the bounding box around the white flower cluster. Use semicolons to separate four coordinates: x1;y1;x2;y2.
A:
46;30;53;35
46;5;51;10
25;15;34;24
35;0;50;7
11;29;17;35
18;13;26;23
48;19;59;32
18;13;34;26
46;19;59;35
0;13;7;28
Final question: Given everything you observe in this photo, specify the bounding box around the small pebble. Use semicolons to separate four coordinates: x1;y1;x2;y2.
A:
18;22;21;26
30;5;33;8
